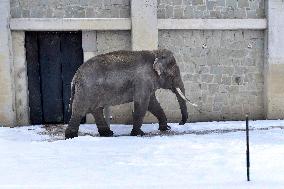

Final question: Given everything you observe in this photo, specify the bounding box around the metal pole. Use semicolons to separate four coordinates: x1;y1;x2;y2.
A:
246;114;250;181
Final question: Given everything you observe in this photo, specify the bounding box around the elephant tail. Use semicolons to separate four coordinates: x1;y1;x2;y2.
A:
68;79;75;113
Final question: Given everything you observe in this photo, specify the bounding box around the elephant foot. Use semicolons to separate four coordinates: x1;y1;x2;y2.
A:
65;127;79;139
159;125;171;131
179;120;186;125
98;129;114;137
130;129;145;136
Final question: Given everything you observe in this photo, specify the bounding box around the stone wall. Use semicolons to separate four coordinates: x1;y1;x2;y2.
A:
10;0;130;18
158;30;265;121
157;0;265;19
6;0;270;125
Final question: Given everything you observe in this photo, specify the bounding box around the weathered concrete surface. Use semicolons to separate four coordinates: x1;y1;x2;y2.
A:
266;64;284;119
157;0;265;19
265;0;284;119
11;0;130;18
131;0;158;50
12;31;29;126
0;0;15;126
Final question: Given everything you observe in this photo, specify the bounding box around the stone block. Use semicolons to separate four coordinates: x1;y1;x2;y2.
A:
184;6;195;17
173;7;184;18
221;76;231;85
208;84;219;94
207;1;216;10
226;0;237;9
216;0;225;6
183;74;200;82
238;0;249;8
198;65;210;74
201;74;214;83
165;5;174;18
210;66;223;74
192;0;204;5
157;8;166;18
119;8;130;17
209;10;222;18
223;66;234;75
229;49;246;58
173;0;183;5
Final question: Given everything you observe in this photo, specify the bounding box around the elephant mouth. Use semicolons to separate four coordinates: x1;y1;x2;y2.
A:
176;88;198;107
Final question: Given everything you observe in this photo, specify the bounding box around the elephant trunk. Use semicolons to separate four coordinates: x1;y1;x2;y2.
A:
172;78;189;125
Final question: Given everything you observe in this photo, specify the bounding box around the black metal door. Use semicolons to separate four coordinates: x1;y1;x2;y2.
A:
26;31;83;124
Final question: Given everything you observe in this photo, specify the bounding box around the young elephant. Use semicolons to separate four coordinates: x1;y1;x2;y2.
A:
65;49;189;139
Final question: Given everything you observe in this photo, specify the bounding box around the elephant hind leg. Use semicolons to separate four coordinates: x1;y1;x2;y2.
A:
93;107;113;137
65;94;88;139
65;111;85;139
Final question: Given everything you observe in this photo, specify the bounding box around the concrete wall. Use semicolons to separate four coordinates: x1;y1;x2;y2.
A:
10;0;130;18
157;0;265;19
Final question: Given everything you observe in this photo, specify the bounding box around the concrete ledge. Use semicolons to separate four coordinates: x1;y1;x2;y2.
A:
10;18;268;31
10;18;131;31
158;19;267;30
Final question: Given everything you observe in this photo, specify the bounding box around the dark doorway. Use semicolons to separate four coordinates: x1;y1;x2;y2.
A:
25;31;84;124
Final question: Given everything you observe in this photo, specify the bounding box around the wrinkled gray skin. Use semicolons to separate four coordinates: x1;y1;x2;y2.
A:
65;49;188;139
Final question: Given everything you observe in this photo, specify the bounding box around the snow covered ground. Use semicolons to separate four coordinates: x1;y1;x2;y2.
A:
0;120;284;188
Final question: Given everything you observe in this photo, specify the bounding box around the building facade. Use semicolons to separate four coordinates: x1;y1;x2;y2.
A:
0;0;283;126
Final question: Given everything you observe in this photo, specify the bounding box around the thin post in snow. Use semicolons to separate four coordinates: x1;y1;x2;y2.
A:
246;114;250;181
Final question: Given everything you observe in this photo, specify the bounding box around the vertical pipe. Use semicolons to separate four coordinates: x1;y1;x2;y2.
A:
246;114;250;181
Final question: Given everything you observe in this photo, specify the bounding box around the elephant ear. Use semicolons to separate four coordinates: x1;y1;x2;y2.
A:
153;58;162;76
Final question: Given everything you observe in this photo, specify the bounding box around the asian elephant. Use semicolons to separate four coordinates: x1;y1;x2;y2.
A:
65;49;190;139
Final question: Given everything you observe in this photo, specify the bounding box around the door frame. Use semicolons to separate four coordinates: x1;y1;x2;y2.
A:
21;30;84;126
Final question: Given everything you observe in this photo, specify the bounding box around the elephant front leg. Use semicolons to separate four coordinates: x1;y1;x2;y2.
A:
131;93;150;136
148;94;171;131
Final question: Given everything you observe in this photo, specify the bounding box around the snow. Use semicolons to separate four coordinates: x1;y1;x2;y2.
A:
0;120;284;188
